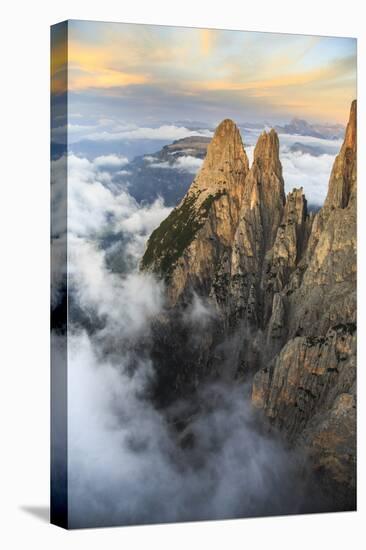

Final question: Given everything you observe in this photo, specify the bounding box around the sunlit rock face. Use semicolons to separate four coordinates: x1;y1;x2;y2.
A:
140;101;357;509
141;119;249;305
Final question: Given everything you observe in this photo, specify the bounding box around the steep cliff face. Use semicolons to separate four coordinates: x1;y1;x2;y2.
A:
252;101;357;505
140;101;356;508
223;130;286;328
324;99;357;210
141;119;249;305
262;187;312;356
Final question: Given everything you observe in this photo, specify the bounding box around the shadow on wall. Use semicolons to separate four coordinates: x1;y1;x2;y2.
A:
20;506;49;523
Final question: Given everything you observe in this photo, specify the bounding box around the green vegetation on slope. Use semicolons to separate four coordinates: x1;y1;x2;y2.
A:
141;190;226;278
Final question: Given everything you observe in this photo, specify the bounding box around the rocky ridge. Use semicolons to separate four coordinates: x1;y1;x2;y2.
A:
275;117;345;140
141;101;357;509
252;100;357;506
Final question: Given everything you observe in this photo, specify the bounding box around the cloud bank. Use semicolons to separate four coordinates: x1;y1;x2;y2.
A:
93;154;129;168
65;153;171;241
147;154;204;175
281;149;335;205
53;118;214;146
68;330;307;527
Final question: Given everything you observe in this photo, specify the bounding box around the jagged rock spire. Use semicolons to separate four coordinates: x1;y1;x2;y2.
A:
272;187;308;269
141;118;250;304
189;118;249;202
248;128;285;248
324;100;357;209
201;118;249;171
231;128;285;274
262;187;310;342
225;128;287;327
300;100;357;289
253;128;283;175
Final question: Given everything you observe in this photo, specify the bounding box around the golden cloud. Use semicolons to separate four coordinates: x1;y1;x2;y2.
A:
69;69;148;90
60;26;355;123
195;58;354;92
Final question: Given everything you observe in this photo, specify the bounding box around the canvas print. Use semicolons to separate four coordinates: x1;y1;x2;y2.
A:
51;20;357;529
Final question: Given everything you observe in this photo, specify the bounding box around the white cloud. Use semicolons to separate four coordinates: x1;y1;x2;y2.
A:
148;155;204;174
174;155;204;173
68;238;164;336
68;326;303;527
51;155;67;239
67;155;123;237
246;145;255;166
64;152;168;337
51;152;172;308
115;169;132;176
65;154;171;240
93;154;129;168
52;122;100;143
278;132;342;154
183;294;217;327
85;124;213;142
118;197;170;235
148;161;171;169
281;151;334;205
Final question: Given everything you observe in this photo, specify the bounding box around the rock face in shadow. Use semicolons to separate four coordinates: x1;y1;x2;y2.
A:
223;129;286;329
252;101;357;507
140;101;357;510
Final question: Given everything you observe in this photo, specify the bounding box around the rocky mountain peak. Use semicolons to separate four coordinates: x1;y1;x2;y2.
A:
248;128;285;209
190;118;249;199
324;100;357;209
269;187;309;275
205;118;244;162
141;118;250;300
253;128;282;176
238;128;285;256
344;99;357;149
285;187;308;225
141;123;287;305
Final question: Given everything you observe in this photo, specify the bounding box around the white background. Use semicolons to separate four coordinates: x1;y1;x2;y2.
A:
1;0;365;548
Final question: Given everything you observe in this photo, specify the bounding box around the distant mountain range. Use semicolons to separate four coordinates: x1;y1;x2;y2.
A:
289;142;325;156
275;118;345;140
